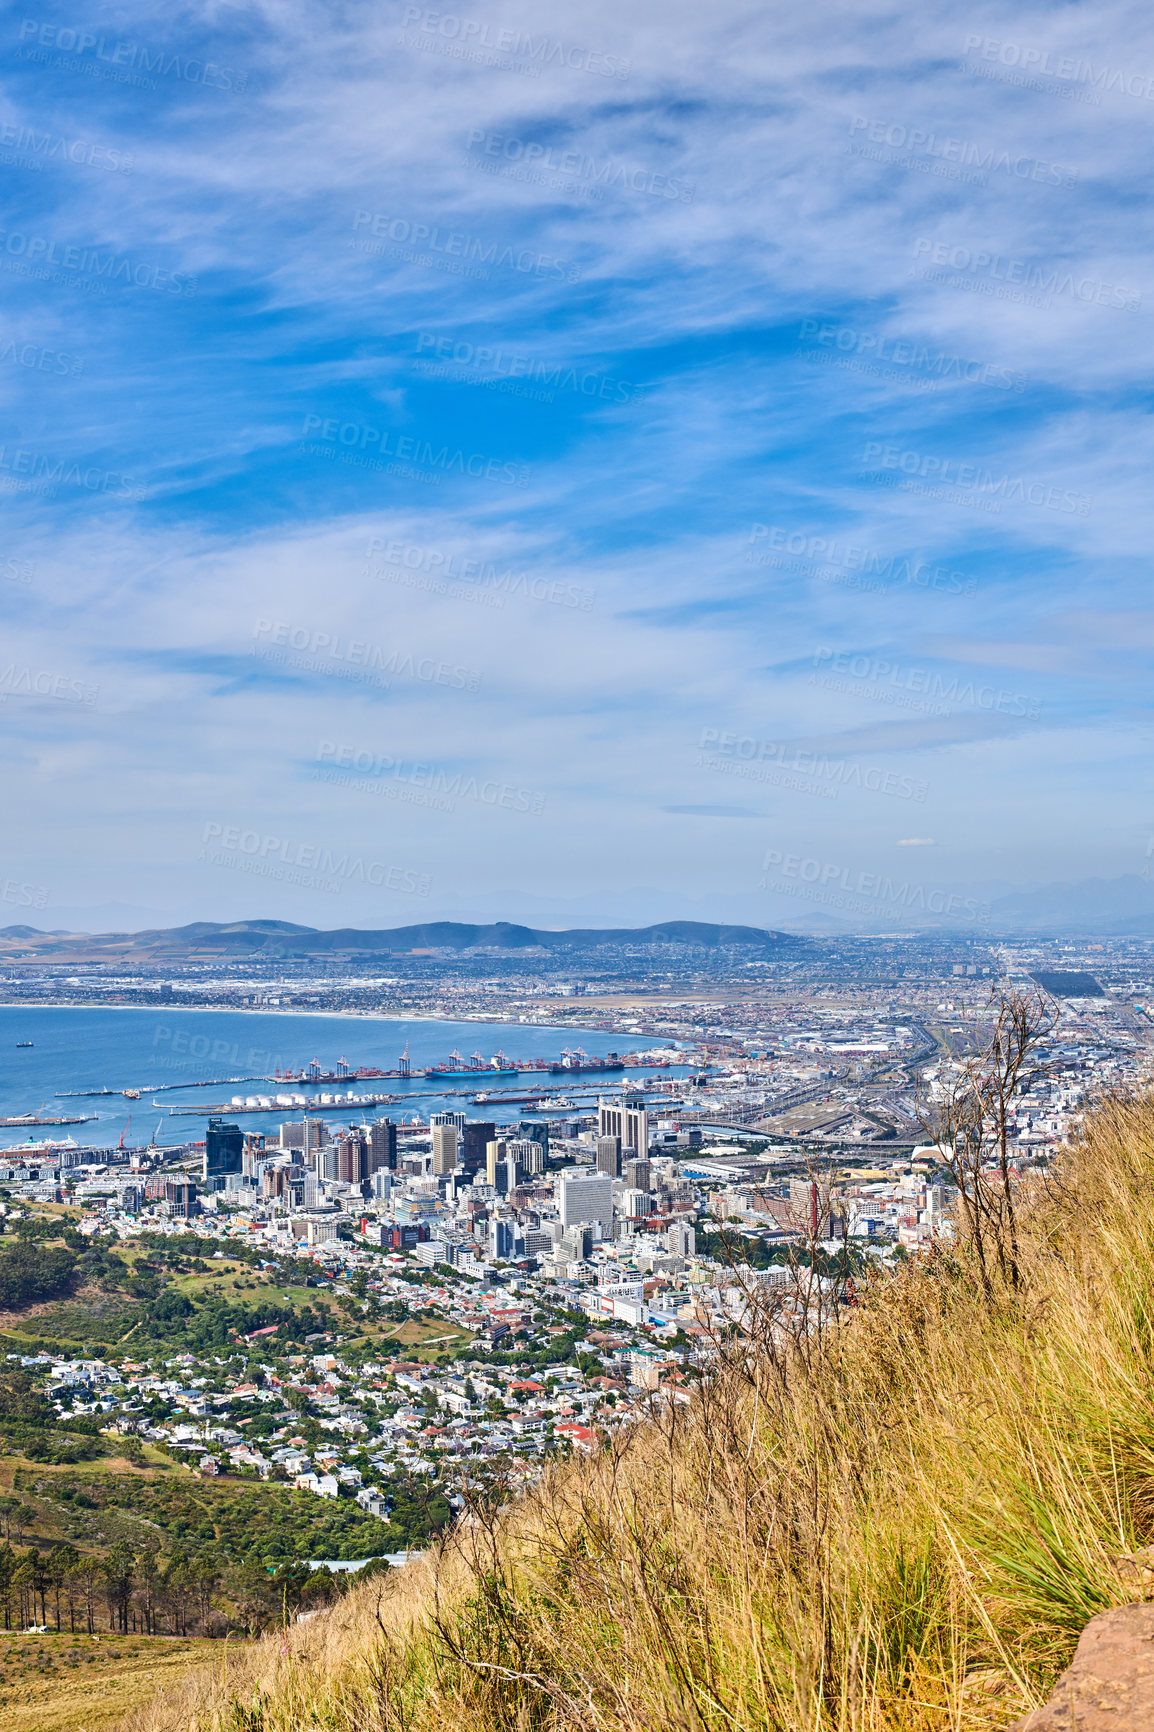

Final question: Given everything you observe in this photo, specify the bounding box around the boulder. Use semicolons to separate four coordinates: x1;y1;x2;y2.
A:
1010;1602;1154;1730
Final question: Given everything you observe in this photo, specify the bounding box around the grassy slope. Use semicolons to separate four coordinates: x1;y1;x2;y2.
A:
124;1094;1154;1732
0;1630;215;1732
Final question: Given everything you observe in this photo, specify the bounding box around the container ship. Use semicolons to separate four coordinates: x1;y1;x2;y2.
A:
423;1048;518;1078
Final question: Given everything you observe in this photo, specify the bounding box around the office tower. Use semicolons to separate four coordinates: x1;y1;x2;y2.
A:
558;1170;613;1231
507;1138;540;1174
370;1118;397;1172
241;1132;265;1177
559;1224;593;1261
665;1222;695;1256
462;1120;496;1171
513;1139;545;1176
624;1156;650;1192
334;1132;369;1186
596;1135;621;1178
204;1118;243;1192
598;1094;649;1159
485;1138;508;1186
372;1167;393;1201
163;1178;196;1217
432;1124;459;1175
517;1120;548;1163
490;1218;516;1260
621;1188;651;1225
431;1111;467;1132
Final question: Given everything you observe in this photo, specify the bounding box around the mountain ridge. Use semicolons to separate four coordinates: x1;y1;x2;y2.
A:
0;918;799;959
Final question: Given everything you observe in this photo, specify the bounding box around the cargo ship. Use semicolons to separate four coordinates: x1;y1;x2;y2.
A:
0;1113;98;1128
423;1049;518;1078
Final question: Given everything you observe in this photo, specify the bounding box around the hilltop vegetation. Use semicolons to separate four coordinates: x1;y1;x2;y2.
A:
124;1093;1154;1732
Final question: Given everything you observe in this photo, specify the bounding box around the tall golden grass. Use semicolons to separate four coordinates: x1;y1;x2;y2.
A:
123;1094;1154;1732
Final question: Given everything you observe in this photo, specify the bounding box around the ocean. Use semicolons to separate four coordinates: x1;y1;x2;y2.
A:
0;1004;683;1151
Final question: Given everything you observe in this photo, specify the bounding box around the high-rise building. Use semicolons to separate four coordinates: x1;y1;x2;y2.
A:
333;1132;369;1186
559;1223;593;1261
370;1119;397;1172
507;1138;543;1177
598;1095;649;1159
623;1156;650;1192
485;1138;508;1186
596;1135;621;1178
163;1177;197;1217
432;1124;459;1175
620;1188;652;1224
516;1120;548;1162
490;1218;516;1260
665;1222;695;1256
462;1120;496;1171
431;1111;467;1133
558;1169;613;1231
204;1118;243;1192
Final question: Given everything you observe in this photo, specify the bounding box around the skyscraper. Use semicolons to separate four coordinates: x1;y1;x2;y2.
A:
204;1118;243;1192
370;1118;397;1172
558;1170;613;1231
485;1138;508;1186
624;1156;651;1192
598;1095;649;1159
596;1135;621;1178
507;1139;542;1178
432;1124;459;1175
462;1120;496;1172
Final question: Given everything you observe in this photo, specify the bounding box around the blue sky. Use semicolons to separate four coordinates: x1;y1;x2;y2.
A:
1;0;1152;934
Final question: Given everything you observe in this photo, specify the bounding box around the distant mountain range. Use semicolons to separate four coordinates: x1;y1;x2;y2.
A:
987;875;1154;934
0;918;800;961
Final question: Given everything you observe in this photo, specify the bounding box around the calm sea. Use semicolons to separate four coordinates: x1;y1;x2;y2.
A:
0;1004;682;1151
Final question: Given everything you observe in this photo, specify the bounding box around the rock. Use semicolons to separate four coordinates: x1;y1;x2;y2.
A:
1009;1603;1154;1730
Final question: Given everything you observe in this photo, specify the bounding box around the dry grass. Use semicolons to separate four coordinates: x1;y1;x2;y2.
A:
122;1094;1154;1732
0;1629;215;1732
